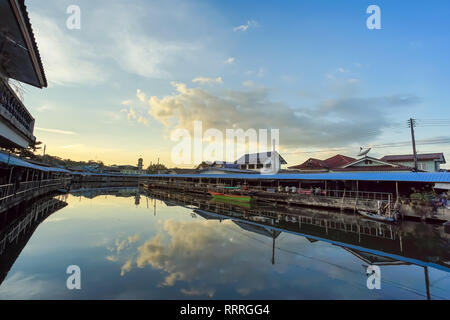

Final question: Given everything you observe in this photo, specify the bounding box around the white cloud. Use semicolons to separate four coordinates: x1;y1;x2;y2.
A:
121;106;137;120
35;105;54;112
137;89;146;102
226;57;235;64
111;33;195;79
233;20;258;32
147;82;421;148
121;100;133;106
29;12;107;86
192;77;223;84
120;106;149;125
35;127;78;135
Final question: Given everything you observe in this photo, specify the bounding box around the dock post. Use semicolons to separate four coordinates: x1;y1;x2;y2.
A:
341;188;346;211
424;266;431;300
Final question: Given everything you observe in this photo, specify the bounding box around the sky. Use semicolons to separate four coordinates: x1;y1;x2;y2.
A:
20;0;450;168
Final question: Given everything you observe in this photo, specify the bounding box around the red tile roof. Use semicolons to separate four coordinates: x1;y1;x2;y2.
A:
323;154;356;169
381;153;445;163
288;158;329;170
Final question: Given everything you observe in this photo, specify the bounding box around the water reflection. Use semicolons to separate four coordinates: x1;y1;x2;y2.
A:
0;186;449;299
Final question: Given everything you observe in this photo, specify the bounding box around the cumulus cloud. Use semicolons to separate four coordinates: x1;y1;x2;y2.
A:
192;77;223;84
137;89;146;103
121;106;149;125
121;219;279;295
121;106;137;120
146;82;421;148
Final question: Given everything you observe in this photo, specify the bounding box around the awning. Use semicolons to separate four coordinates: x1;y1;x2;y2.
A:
0;151;70;173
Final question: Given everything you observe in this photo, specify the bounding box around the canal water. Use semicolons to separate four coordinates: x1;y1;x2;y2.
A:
0;187;449;299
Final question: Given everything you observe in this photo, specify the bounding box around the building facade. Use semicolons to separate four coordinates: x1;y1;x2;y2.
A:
0;0;47;150
380;153;446;172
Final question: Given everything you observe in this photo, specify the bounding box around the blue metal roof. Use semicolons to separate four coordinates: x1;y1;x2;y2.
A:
0;151;70;173
140;172;450;183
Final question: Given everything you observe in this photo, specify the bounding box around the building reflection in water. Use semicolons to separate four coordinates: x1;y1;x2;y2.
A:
0;193;68;286
0;185;448;299
145;188;450;300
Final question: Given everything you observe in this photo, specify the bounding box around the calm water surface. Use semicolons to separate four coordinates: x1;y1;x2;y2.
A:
0;187;449;299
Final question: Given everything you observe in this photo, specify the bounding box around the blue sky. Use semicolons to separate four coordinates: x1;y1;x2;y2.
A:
22;0;450;168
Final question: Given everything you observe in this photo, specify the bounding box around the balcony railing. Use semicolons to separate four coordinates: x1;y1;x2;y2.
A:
0;178;71;208
0;79;35;141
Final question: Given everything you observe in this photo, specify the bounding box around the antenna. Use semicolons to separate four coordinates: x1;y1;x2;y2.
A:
357;147;371;157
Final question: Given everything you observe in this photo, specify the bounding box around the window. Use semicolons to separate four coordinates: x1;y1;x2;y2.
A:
248;164;255;169
418;162;427;171
257;164;263;169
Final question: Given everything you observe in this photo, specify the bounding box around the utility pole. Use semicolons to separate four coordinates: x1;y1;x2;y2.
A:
408;118;418;171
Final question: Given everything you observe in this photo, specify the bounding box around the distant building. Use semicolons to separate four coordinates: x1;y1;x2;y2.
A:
137;158;143;171
104;164;143;175
289;153;418;173
234;151;287;173
288;154;355;173
380;153;446;172
333;156;416;173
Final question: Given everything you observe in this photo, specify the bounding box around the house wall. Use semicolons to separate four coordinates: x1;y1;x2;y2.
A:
240;162;282;173
394;160;439;172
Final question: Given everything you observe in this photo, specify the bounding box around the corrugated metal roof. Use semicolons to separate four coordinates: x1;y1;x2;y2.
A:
140;172;450;183
0;152;70;173
381;153;445;162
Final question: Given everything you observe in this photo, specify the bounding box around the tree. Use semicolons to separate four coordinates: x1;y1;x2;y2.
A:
146;163;167;173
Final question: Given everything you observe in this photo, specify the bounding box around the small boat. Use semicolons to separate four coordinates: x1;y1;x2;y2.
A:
210;198;253;209
358;210;397;223
208;190;251;203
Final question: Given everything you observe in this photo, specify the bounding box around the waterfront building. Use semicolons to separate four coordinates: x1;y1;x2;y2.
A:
104;164;144;175
289;153;424;173
235;151;287;173
332;156;416;173
0;0;46;150
381;153;446;172
195;160;255;174
288;154;355;173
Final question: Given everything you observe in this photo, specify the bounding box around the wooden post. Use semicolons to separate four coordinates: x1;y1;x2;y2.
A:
388;194;391;217
8;167;13;184
341;188;346;211
395;181;399;204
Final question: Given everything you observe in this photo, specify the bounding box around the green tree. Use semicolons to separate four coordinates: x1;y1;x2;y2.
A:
146;163;167;173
